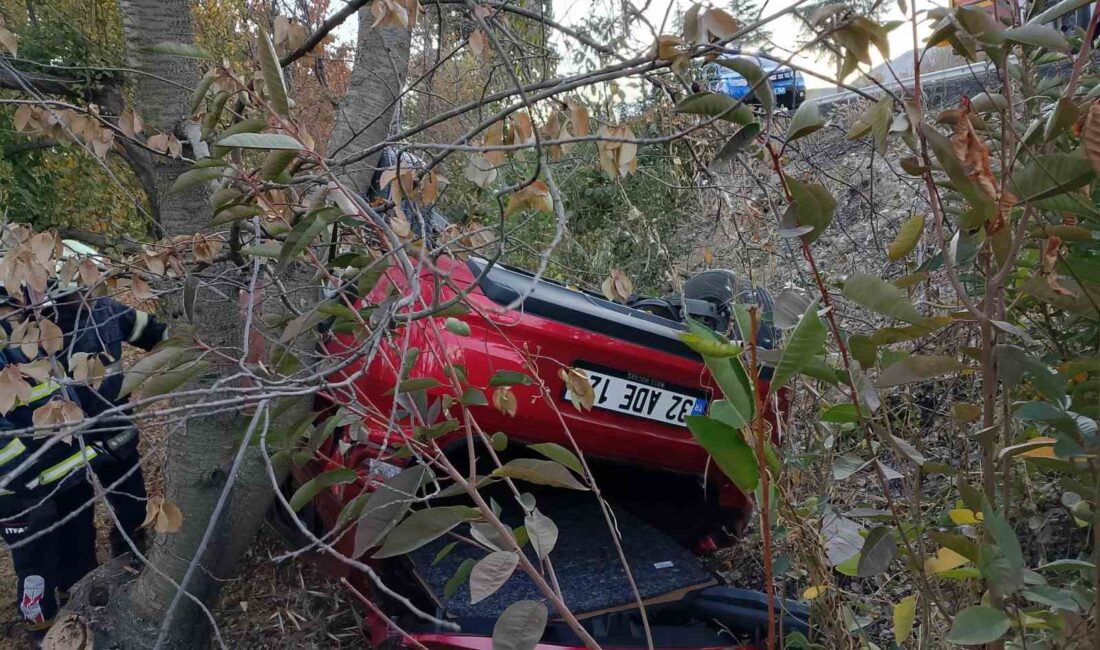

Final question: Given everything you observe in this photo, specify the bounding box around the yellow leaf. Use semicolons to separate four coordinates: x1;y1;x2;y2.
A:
948;508;983;525
483;121;506;165
887;213;925;261
513;112;535;145
924;547;969;574
893;595;916;644
492;387;517;416
1019;437;1057;458
802;585;825;599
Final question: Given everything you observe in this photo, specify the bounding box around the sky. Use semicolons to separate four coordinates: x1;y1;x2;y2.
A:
331;0;946;89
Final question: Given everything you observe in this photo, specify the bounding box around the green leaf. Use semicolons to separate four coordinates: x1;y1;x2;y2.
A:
887;213;925;261
1003;22;1071;52
1044;97;1079;141
685;415;759;493
390;377;443;394
685;319;755;424
847;96;893;154
216;132;304;151
715;58;773;116
143;42;213;59
708;122;761;170
770;299;825;392
140;359;210;401
210;118;269;156
258;27;290;118
470;551;519;604
170;167;223;194
710;398;750;429
444;558;476;599
492;600;548;650
119;341;189;398
857;526;897;577
278;207;339;272
261;149;299;181
445;317;471;336
289;467;356;512
524;509;558;559
1021;586;1081;612
821;403;860;423
848;334;878;368
893;596;917;644
788;179;836;245
876;355;966;387
1010;152;1097;203
1032;0;1094;24
432;541;458;566
979;502;1025;595
527;443;583;475
491;459;588;490
491;431;508;451
374;505;481;558
946;605;1009;645
189;69;217;115
786;101;825;142
842;275;924;324
460;387;488;406
488;370;532;386
675;92;754;124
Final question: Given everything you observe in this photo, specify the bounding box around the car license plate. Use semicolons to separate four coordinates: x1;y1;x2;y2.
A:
774;86;786;95
563;363;708;428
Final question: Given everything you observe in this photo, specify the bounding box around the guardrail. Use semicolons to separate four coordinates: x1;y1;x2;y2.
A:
812;59;1002;105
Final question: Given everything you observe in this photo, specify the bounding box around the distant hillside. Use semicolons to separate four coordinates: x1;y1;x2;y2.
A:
855;47;967;86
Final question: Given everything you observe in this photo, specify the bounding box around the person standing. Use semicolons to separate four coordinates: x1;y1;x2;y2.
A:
47;287;168;557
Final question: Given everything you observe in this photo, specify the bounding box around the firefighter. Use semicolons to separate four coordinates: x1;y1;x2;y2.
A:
0;323;98;638
46;286;168;557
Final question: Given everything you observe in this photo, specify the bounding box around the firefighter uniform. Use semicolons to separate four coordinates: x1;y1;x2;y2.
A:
48;293;168;556
0;343;98;634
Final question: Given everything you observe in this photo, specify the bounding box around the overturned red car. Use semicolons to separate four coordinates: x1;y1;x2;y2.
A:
288;156;804;649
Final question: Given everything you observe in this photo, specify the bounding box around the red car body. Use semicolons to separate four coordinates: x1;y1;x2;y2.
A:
304;254;793;649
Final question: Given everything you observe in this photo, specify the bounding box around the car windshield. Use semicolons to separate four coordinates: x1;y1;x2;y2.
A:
712;54;784;77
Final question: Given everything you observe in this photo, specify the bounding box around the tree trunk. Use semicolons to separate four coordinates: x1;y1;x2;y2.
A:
73;2;277;647
56;2;413;647
326;11;411;189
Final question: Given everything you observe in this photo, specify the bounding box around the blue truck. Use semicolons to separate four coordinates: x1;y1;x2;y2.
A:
708;53;806;110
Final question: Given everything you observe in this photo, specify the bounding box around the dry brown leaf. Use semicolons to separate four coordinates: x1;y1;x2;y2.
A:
0;25;17;57
702;8;739;40
473;4;492;19
653;35;684;60
558;368;594;411
483;121;506;165
1084;101;1100;174
420;170;440;204
192;233;222;264
146;133;170;154
0;365;31;415
566;99;590;136
950;98;997;201
157;501;184;533
38;318;63;355
10;319;40;360
13;105;35;133
1040;235;1076;297
492;386;517;416
140;496;164;529
597;125;638;179
470;29;490;61
19;359;52;383
118;108;143;139
41;613;95;650
505;180;553;215
465;154;497;187
32;399;83;441
513;112;535;145
131;275;155;302
600;269;634;303
166;134;182;158
391;212;412;239
682;3;704;44
273;15;291;46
